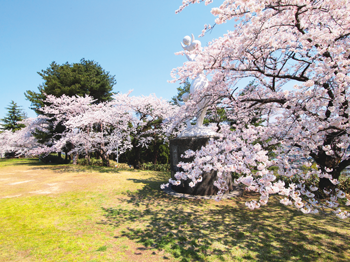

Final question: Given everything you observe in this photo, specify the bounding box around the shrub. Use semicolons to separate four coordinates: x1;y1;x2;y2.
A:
140;162;170;172
39;154;69;164
76;158;103;166
75;158;134;170
112;162;133;169
339;175;350;194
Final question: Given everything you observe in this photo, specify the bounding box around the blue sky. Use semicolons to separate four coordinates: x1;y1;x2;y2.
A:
0;0;236;119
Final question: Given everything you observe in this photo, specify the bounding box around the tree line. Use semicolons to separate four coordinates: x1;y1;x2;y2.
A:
1;0;350;219
0;59;175;168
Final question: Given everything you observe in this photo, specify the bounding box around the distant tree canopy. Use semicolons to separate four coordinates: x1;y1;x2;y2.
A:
25;58;116;114
0;101;26;132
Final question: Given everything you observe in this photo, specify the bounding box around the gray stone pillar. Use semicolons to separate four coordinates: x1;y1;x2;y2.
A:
170;136;233;196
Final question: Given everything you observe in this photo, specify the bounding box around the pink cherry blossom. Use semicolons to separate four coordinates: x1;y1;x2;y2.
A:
169;0;350;219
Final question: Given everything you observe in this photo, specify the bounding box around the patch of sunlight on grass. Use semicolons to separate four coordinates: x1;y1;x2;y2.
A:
1;192;117;261
0;158;171;262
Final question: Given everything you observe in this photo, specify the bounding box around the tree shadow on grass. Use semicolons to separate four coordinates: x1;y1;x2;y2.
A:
100;178;350;262
24;165;134;174
0;158;44;166
2;158;138;174
1;158;169;176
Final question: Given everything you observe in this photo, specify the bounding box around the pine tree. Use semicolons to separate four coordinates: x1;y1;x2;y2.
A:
0;101;26;132
170;79;191;106
25;58;116;114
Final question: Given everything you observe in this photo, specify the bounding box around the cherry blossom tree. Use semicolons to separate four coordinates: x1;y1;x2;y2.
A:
27;92;177;167
113;92;178;169
0;130;22;157
0;117;45;157
35;94;133;166
64;97;135;166
31;94;95;162
166;0;350;218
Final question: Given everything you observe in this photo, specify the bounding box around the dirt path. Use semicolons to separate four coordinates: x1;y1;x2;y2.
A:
0;165;112;199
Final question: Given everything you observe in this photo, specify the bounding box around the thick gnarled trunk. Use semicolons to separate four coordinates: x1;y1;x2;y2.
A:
311;148;348;196
170;136;234;196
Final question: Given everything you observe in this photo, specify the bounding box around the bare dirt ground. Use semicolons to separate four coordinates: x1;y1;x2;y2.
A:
0;165;101;199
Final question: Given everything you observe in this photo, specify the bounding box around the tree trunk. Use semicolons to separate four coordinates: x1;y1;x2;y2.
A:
173;169;234;195
153;147;158;165
152;139;159;165
101;152;110;167
73;153;77;165
170;136;233;196
85;154;90;165
312;149;343;197
132;145;141;169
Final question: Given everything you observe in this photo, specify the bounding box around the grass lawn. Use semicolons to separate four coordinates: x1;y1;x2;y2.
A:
0;158;349;262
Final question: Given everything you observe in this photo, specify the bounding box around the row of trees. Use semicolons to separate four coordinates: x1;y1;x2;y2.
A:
0;59;177;167
1;0;350;219
27;92;175;167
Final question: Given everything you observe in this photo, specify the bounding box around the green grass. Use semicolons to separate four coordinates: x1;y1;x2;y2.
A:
0;157;39;167
104;191;350;262
0;158;349;261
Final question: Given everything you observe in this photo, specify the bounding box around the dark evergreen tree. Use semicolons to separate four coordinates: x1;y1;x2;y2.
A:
25;58;116;114
170;79;190;106
0;101;26;132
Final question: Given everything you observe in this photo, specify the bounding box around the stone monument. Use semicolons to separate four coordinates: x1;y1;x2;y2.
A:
170;34;233;196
